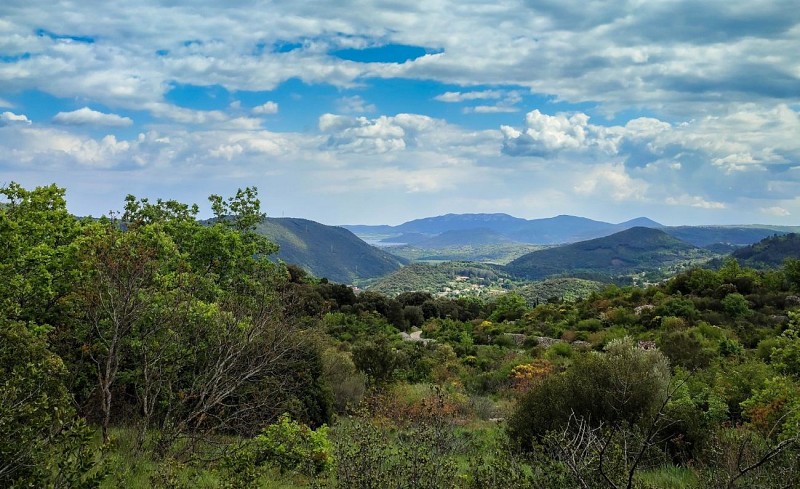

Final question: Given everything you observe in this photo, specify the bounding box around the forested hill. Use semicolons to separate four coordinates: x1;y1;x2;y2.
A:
505;226;711;281
663;225;797;247
730;233;800;268
254;217;405;283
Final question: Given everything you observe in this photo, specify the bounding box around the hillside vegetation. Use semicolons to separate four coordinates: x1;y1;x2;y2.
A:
730;233;800;268
255;217;405;283
506;226;715;282
368;261;510;297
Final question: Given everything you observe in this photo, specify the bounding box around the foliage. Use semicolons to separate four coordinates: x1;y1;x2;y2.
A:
254;217;404;284
232;414;333;477
0;319;105;487
321;416;459;489
508;337;671;449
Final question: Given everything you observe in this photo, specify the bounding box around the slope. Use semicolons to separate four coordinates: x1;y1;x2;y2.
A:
730;233;800;268
506;227;712;281
254;218;405;284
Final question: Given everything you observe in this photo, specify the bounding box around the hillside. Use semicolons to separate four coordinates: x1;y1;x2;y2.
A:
663;226;796;247
414;228;519;248
506;227;713;281
254;218;405;283
384;243;546;265
730;233;800;268
515;278;606;305
367;261;511;297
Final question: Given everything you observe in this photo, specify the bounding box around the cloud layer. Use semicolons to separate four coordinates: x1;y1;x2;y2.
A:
0;1;798;225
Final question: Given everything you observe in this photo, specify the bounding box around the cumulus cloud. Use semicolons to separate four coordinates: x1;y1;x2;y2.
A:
503;105;800;174
761;206;790;217
665;195;727;209
252;101;279;115
335;95;376;114
501;110;619;157
0;111;31;126
0;1;797;117
573;164;648;202
318;113;443;153
52;107;133;127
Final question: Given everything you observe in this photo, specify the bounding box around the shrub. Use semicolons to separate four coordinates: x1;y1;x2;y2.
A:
227;414;333;476
508;337;671;450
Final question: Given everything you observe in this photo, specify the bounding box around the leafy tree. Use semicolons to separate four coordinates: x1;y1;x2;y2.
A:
0;183;81;326
786;258;800;291
0;319;103;487
489;292;528;322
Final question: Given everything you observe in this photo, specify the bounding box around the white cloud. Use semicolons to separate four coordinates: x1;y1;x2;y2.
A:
665;195;727;209
0;1;796;117
252;101;279;115
435;90;506;102
0;98;14;108
501;110;619;157
761;206;790;217
52;107;133;127
0;111;31;126
335;95;376;114
573;164;648;202
145;103;229;125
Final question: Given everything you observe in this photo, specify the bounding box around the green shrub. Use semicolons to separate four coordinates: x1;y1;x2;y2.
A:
508;337;671;450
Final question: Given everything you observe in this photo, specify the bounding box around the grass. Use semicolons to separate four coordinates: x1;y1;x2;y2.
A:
97;427;310;489
636;465;699;489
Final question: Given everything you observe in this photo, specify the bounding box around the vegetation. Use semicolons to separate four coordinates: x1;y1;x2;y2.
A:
729;233;800;269
3;182;800;488
367;261;512;297
506;227;717;283
384;242;545;265
254;217;405;284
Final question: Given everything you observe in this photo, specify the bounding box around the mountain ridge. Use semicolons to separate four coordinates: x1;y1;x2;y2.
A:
505;226;711;281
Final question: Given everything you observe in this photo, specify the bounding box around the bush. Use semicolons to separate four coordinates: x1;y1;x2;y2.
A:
225;414;332;481
508;337;671;450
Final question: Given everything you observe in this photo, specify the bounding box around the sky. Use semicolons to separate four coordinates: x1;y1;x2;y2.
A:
1;1;799;226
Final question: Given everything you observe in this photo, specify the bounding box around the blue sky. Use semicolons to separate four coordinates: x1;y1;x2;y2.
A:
1;1;799;226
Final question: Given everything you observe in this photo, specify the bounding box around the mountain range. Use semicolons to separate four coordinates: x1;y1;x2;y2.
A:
344;213;799;248
345;213;664;245
254;213;799;286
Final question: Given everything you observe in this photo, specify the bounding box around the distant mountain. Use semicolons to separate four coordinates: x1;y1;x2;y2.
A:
343;213;663;245
508;215;634;244
395;213;528;234
663;226;794;248
380;232;432;245
254;218;405;284
729;233;800;268
414;228;519;248
619;217;663;228
343;213;799;251
505;227;710;281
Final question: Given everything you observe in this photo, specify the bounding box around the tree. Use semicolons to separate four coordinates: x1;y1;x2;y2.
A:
73;221;171;443
489;292;528;322
0;319;103;487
